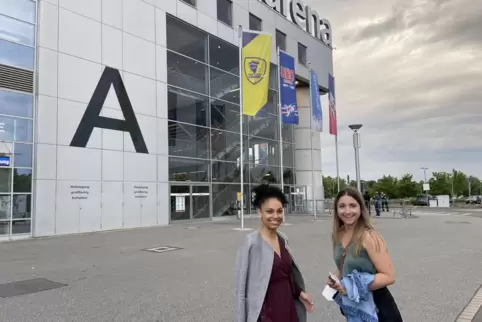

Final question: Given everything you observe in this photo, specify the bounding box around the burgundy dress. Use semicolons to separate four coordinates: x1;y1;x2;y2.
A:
258;238;302;322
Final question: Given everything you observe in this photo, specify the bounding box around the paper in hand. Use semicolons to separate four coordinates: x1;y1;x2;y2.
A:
322;285;337;301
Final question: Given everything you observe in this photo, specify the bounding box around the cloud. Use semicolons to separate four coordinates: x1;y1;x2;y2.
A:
308;0;482;181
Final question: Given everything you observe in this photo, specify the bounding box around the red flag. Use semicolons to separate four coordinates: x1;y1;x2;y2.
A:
328;74;337;136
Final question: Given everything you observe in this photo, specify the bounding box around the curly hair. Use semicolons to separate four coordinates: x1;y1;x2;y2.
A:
252;184;288;209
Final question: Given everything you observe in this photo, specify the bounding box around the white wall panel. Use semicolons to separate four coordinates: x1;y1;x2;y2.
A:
123;72;157;117
33;180;56;237
155;0;177;15
123;33;156;79
177;1;197;26
157;182;169;225
35;144;57;180
155;9;167;46
102;150;124;181
58;54;102;104
59;8;102;63
102;25;123;69
197;11;217;37
101;108;124;150
37;1;58;51
37;47;58;97
57;146;102;181
101;0;122;29
101;181;123;230
36;95;58;144
123;0;156;43
57;98;101;148
59;0;101;21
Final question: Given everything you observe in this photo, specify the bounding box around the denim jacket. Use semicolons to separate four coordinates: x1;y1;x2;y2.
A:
334;270;378;322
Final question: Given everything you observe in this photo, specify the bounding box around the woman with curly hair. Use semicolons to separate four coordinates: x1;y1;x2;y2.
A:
235;184;314;322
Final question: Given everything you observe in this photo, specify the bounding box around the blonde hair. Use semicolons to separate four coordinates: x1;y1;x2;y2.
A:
331;187;384;256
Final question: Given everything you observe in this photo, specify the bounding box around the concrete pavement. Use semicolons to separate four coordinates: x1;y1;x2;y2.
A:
0;212;481;321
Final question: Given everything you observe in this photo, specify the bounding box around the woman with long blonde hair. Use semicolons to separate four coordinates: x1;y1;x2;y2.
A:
327;187;402;321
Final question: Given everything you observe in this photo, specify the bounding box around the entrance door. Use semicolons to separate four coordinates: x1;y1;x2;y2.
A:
291;186;307;214
170;184;210;221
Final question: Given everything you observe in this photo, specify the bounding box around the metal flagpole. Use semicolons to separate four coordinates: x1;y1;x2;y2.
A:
277;48;286;224
238;25;245;230
308;63;317;221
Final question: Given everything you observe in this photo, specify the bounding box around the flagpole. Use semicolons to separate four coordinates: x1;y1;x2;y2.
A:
308;63;317;221
238;25;245;231
277;48;286;224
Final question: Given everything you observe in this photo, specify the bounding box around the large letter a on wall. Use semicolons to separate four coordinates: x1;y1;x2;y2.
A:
70;67;148;153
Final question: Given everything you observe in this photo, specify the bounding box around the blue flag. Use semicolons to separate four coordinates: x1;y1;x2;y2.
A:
279;51;298;124
310;70;322;132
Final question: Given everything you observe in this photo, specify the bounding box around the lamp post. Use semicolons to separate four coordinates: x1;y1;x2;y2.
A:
348;124;363;192
420;167;428;183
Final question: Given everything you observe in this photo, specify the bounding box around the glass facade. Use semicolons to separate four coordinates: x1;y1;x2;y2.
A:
0;0;36;238
166;15;296;219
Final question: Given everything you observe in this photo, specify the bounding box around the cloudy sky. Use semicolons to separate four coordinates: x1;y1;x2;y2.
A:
305;0;482;181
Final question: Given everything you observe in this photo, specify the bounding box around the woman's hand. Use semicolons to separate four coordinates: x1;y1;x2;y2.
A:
327;276;346;295
299;291;314;313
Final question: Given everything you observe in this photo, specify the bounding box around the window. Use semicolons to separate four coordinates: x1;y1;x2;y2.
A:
167;51;209;95
298;42;307;66
166;16;207;63
209;36;239;74
211;130;245;163
0;89;33;118
0;14;35;47
180;0;196;7
169;157;209;182
0;0;36;23
209;67;239;105
212;161;240;183
211;98;241;133
168;86;209;127
0;38;34;70
249;13;262;31
0;115;33;142
217;0;232;27
276;30;286;51
168;122;210;159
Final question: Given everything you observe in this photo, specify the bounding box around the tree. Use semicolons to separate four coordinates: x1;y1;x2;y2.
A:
428;172;452;195
398;174;420;198
323;169;479;199
375;175;399;198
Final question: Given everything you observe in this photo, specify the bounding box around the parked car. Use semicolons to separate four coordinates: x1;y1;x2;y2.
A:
466;196;481;204
413;194;432;206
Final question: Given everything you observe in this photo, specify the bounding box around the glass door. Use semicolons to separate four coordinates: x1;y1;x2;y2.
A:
170;184;211;221
170;185;191;221
191;185;210;219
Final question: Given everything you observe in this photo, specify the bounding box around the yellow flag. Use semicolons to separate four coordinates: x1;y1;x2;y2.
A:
241;31;272;116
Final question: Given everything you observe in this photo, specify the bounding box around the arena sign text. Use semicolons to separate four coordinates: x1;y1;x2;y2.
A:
260;0;332;47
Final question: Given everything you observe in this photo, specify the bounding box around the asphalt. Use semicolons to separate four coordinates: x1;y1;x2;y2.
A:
0;211;481;322
474;307;482;322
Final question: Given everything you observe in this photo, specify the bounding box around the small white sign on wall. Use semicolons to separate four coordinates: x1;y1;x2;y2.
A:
175;196;185;212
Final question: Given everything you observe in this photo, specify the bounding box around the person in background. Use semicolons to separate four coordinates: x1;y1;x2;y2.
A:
235;184;314;322
374;192;381;217
381;193;389;212
363;190;371;215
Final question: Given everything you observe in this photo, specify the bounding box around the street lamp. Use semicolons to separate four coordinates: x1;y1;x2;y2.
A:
420;167;428;183
348;124;363;192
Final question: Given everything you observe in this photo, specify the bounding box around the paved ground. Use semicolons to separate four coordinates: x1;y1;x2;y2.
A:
0;211;481;322
474;307;482;322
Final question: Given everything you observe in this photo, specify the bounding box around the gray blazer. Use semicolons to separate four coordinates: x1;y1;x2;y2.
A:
235;231;307;322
